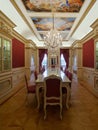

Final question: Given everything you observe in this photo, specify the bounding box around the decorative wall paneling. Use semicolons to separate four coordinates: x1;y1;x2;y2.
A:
12;38;25;68
0;11;26;104
25;40;37;77
73;19;98;97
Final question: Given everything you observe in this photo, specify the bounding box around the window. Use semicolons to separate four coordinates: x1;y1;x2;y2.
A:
42;53;48;69
60;54;66;71
30;55;35;71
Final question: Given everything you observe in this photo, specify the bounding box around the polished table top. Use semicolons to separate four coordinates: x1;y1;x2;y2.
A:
36;67;71;83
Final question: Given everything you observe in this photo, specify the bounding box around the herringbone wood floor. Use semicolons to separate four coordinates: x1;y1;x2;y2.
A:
0;77;98;130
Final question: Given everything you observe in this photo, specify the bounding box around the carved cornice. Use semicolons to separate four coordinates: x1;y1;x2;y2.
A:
90;19;98;40
10;0;35;36
0;11;16;38
12;30;27;43
0;11;15;28
71;47;82;50
91;19;98;30
70;0;96;38
25;40;37;50
80;19;98;43
72;40;82;48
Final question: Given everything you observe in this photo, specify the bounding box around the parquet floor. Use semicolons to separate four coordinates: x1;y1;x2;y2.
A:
0;77;98;130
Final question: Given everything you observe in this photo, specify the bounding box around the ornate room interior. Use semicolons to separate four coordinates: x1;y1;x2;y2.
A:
0;0;98;130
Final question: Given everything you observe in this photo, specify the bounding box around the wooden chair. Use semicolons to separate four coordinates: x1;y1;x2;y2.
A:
44;75;63;120
24;75;36;105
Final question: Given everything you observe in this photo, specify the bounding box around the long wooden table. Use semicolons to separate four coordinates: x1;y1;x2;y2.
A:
36;68;71;109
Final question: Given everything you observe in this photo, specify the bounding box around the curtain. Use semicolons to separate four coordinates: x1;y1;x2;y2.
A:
39;49;47;72
60;49;69;69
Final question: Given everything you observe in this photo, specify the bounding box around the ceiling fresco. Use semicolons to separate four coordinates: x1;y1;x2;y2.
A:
20;0;85;41
8;0;95;46
22;0;85;12
32;17;76;31
31;17;76;40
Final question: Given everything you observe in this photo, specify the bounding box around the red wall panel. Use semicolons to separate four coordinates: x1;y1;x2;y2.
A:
12;38;25;68
83;38;94;68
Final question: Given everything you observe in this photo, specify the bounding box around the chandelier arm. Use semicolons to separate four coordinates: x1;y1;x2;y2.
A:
44;0;62;52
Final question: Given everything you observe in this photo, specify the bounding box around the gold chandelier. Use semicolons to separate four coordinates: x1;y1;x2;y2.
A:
44;12;62;52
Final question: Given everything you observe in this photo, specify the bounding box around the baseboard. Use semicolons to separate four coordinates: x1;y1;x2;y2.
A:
0;83;25;105
79;80;98;98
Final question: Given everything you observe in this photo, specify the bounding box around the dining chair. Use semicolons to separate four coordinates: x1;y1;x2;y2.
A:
44;75;63;120
24;75;36;105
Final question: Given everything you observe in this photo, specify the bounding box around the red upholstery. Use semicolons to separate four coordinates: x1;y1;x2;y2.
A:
51;65;55;68
64;70;69;77
34;70;38;80
46;99;60;103
62;87;67;93
68;71;73;81
27;85;36;93
44;75;62;119
25;75;36;94
45;78;61;98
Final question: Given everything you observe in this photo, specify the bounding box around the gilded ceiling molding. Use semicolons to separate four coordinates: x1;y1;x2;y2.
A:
25;40;37;50
0;11;15;28
91;19;98;39
81;31;94;44
72;40;82;48
10;0;36;36
81;18;98;43
0;11;15;38
12;30;27;44
70;0;96;38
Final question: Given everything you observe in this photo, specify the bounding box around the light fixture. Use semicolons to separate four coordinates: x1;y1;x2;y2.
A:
44;11;62;52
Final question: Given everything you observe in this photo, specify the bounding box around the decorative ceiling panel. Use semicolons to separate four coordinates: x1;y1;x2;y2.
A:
9;0;96;47
32;17;76;31
22;0;85;12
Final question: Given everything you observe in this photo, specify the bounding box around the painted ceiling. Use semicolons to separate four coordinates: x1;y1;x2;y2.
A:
0;0;97;47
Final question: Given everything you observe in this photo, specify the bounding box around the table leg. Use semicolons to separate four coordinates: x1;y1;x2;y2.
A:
65;84;70;109
36;85;40;109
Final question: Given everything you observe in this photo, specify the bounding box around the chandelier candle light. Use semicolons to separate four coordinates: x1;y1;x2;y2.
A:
44;12;62;52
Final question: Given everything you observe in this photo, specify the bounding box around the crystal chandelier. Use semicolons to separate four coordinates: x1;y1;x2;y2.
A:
44;12;62;52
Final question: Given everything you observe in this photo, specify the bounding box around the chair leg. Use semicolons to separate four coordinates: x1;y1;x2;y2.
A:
60;105;62;120
44;105;46;120
32;95;37;107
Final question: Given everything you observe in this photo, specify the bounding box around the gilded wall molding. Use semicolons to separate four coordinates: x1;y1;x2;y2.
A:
0;11;16;38
70;0;96;38
72;40;82;48
25;40;37;50
91;19;98;40
12;30;27;44
0;11;15;38
10;0;36;36
0;11;15;28
81;19;98;44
